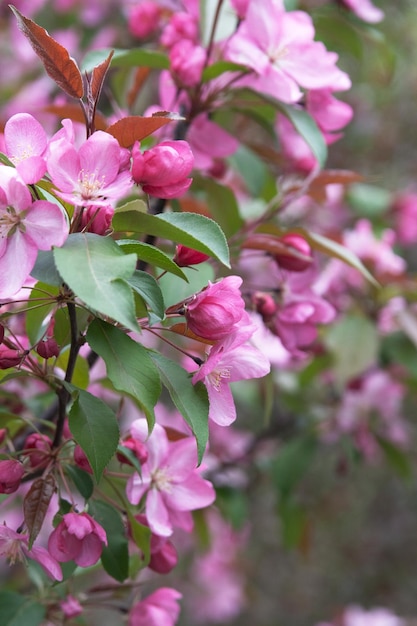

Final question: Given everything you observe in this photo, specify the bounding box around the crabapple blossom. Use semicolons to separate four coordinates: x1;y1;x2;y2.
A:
341;0;384;23
47;129;132;208
133;514;178;574
0;345;23;369
0;166;68;298
192;326;271;426
132;140;194;198
0;524;62;581
126;421;215;536
173;244;210;267
169;40;206;87
128;1;162;39
4;113;47;184
60;595;83;619
128;587;182;626
0;459;25;494
160;11;199;48
225;0;351;103
182;275;246;340
273;233;312;272
48;512;107;567
23;433;52;468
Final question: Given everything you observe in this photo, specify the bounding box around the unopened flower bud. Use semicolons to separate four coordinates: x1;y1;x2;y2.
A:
173;245;210;267
79;205;114;235
0;459;25;494
0;345;23;369
169;40;206;87
24;433;52;468
74;445;93;474
274;234;312;272
117;437;148;466
252;292;277;321
60;595;83;619
37;337;60;359
128;1;162;39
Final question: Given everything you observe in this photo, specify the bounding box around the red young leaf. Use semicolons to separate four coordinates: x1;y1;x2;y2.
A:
127;66;151;109
91;49;114;103
167;322;215;345
24;474;56;549
10;5;83;99
43;104;107;130
106;115;177;148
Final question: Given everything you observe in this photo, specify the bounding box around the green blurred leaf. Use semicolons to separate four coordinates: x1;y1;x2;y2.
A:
127;511;151;567
25;282;58;344
376;436;412;480
67;386;120;483
89;500;129;582
278;498;308;549
82;47;169;72
0;592;45;626
65;464;94;500
228;145;267;197
127;270;165;322
53;233;139;332
325;314;379;387
270;436;317;500
193;176;244;237
149;352;209;464
86;319;161;430
113;205;230;268
347;183;392;218
202;60;248;82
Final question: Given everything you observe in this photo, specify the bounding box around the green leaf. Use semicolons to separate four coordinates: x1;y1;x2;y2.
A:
113;206;230;268
118;240;188;280
277;102;327;168
86;319;161;430
127;511;151;567
0;592;45;626
324;314;379;387
89;500;129;582
82;47;170;73
270;436;317;500
228;145;267;197
56;350;90;389
202;60;248;82
67;386;120;483
65;464;94;500
25;282;59;344
31;250;63;287
192;176;243;237
127;270;165;322
149;352;209;464
53;233;140;332
347;183;391;218
278;498;308;549
376;436;412;480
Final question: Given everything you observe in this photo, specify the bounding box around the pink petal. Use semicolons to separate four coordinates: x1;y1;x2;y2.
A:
164;473;215;511
0;230;38;298
126;470;151;505
74;532;103;567
146;488;172;536
5;113;47;161
24;200;68;249
164;438;198;481
207;383;237;426
25;545;63;581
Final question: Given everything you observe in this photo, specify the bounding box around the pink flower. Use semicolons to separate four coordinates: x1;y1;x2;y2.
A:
169;40;206;87
0;345;24;369
173;244;210;267
132;140;194;198
133;514;178;574
47;129;132;208
0;460;25;494
126;421;215;536
23;433;52;468
0;524;62;581
192;328;271;426
128;587;182;626
4;113;47;184
128;1;162;39
391;192;417;245
341;0;384;23
183;276;246;340
48;512;107;567
78;204;114;235
0;167;68;299
160;12;199;48
225;0;351;103
60;595;83;619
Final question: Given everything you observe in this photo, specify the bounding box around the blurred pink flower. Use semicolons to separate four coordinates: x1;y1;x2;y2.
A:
4;113;47;184
160;11;198;48
341;0;384;23
0;166;68;299
48;512;107;567
0;524;62;581
128;587;182;626
0;460;25;494
128;1;162;39
169;40;206;87
126;421;215;536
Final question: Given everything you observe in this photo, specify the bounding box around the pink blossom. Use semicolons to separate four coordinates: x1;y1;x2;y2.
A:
132;140;194;198
169;40;206;87
225;0;351;103
48;512;107;567
0;346;24;369
4;113;47;184
391;192;417;245
128;587;182;626
192;327;271;426
0;524;62;581
230;0;250;19
0;166;68;299
173;244;210;267
23;433;52;468
160;11;199;48
60;595;83;618
0;460;25;494
183;276;246;340
78;204;114;235
133;514;178;574
126;421;215;536
128;2;162;39
47;129;132;208
341;0;384;23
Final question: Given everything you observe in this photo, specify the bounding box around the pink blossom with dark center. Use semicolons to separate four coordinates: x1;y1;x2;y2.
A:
48;512;107;567
0;524;62;581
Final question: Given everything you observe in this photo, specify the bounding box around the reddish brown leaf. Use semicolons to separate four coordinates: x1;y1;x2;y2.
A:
242;233;313;264
10;5;83;99
167;322;215;345
127;67;151;109
42;104;107;130
106;115;176;147
91;50;114;103
308;170;364;203
24;474;56;548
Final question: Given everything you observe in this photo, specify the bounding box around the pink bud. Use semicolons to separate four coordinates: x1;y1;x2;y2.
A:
274;234;312;272
170;40;206;87
128;1;162;39
132;140;194;199
0;459;25;494
133;514;178;574
79;205;114;235
0;345;23;369
252;292;277;321
0;429;7;445
117;437;148;466
24;433;52;468
161;12;199;48
74;445;93;474
173;245;210;267
60;595;83;619
37;337;60;359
